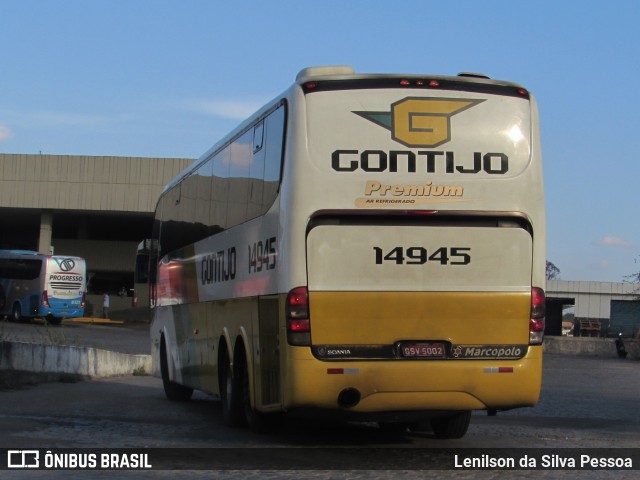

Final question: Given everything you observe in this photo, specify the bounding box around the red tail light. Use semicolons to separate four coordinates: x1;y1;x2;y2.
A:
80;291;86;308
42;290;50;308
529;287;545;345
286;287;311;346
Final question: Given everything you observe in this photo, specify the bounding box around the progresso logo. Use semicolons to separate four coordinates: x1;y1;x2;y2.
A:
353;97;484;148
53;258;76;272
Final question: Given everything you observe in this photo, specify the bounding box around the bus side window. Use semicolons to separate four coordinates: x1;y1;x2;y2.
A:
227;129;252;227
253;121;264;154
212;147;231;232
263;105;285;206
195;158;214;234
249;121;267;218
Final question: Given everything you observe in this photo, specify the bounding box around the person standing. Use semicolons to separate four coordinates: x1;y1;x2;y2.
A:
103;292;110;319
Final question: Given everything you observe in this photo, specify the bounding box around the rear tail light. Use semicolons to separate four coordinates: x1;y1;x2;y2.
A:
529;287;545;345
286;286;311;346
80;291;86;308
42;290;50;308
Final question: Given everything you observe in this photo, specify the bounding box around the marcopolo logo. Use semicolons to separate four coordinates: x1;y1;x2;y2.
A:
451;344;526;360
354;97;484;148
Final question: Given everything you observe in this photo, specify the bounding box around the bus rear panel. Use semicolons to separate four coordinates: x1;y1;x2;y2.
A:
43;255;87;319
281;69;544;419
0;251;86;323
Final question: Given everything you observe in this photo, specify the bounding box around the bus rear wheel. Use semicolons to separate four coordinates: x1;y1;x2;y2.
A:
46;315;62;326
220;351;245;427
159;338;193;402
430;411;472;439
238;351;277;433
11;303;23;323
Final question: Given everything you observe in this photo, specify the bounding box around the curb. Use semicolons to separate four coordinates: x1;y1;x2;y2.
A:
1;337;636;385
0;341;151;378
67;317;125;325
543;336;640;359
27;317;126;326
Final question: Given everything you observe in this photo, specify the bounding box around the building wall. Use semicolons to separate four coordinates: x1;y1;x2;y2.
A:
0;153;195;311
547;280;638;319
53;239;138;272
547;280;640;337
0;154;192;212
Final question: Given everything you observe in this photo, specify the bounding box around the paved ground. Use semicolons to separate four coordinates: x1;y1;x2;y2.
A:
0;319;638;478
4;353;637;448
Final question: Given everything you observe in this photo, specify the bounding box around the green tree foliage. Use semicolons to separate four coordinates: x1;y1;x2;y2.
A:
625;272;640;283
625;256;640;283
546;261;560;280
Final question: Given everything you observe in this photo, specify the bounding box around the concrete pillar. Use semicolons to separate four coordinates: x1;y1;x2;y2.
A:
38;210;53;255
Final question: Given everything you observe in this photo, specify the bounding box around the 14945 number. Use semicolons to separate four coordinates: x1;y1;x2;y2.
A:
248;237;276;273
373;246;471;265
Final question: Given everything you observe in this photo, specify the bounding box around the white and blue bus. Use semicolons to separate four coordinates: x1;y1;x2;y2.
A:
0;250;87;324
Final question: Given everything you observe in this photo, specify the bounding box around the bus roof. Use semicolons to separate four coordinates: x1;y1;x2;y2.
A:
295;65;526;89
160;66;530;196
0;250;41;256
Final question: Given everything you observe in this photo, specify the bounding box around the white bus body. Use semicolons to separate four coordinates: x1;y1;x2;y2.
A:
149;66;545;438
0;250;87;324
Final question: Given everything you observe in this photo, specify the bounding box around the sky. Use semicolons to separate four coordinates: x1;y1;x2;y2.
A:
1;0;639;283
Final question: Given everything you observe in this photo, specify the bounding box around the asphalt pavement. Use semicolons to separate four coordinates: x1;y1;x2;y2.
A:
0;318;639;479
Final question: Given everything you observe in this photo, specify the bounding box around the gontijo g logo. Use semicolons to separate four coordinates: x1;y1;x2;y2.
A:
354;97;484;148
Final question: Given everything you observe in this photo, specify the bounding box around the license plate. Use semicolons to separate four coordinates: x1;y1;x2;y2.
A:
401;343;446;358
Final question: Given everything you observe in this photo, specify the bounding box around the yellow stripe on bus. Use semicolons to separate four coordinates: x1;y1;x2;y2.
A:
308;291;531;345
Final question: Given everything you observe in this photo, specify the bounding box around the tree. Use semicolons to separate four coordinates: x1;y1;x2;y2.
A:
626;272;640;283
625;255;640;283
546;261;560;280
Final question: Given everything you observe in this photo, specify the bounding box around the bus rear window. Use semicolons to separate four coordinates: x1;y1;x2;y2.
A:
305;89;532;178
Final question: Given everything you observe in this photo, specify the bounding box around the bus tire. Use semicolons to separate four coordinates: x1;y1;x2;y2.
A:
378;422;411;434
46;315;62;326
220;350;245;427
160;337;193;402
11;303;23;323
238;350;277;434
430;411;472;439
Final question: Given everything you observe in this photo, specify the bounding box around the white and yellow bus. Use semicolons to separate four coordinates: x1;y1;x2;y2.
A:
147;66;546;438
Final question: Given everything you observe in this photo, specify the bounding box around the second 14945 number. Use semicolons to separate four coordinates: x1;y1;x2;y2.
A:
373;246;471;265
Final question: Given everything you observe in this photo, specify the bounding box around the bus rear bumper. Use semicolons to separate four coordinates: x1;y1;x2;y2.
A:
282;345;542;414
40;307;85;319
